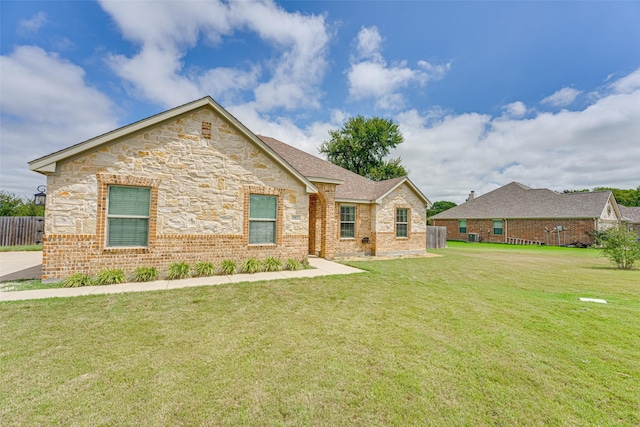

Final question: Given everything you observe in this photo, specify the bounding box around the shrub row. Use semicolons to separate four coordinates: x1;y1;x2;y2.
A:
59;257;311;288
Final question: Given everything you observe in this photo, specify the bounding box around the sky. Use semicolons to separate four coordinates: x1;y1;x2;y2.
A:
1;0;639;205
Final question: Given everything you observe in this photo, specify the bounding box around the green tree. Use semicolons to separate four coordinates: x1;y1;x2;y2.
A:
0;190;44;216
427;201;457;218
319;116;409;181
600;226;640;270
594;186;640;207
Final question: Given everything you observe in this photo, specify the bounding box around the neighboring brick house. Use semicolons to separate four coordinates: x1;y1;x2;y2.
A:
29;97;430;280
620;206;640;233
431;182;622;246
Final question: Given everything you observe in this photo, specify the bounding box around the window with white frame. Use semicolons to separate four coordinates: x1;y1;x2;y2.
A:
249;194;278;244
107;186;151;247
459;219;467;234
396;208;409;238
340;205;356;238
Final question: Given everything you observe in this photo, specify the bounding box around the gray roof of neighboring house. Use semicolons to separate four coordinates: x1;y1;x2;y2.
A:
259;136;428;204
620;206;640;223
432;182;614;220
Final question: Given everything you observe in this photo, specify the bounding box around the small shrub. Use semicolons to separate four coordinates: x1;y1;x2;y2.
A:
242;258;261;274
95;268;126;285
285;258;302;271
167;262;191;280
220;260;237;275
301;257;311;269
263;257;282;272
600;226;640;269
61;272;93;288
194;261;215;277
133;266;158;282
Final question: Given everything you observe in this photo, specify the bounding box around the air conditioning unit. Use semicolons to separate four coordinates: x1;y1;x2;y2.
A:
468;233;479;243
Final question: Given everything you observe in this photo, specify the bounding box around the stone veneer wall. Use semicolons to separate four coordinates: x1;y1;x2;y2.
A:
433;218;598;245
42;106;309;280
373;183;427;256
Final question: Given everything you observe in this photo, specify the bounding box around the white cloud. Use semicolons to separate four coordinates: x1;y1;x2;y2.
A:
99;0;330;112
396;69;640;203
347;26;450;110
17;12;47;35
610;68;640;94
354;25;384;62
0;46;118;196
503;101;527;117
541;87;581;107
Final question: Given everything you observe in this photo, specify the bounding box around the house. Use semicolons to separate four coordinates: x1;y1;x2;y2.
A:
431;182;621;246
29;96;430;280
620;206;640;233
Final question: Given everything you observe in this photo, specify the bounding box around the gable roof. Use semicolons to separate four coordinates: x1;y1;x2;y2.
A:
432;182;617;220
258;136;430;206
620;206;640;223
28;96;317;193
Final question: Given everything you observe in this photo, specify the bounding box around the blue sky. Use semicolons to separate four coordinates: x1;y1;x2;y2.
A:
1;0;639;204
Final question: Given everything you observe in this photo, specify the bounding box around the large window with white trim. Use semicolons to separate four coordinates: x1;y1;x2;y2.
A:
249;194;278;244
340;206;356;239
459;219;467;234
107;186;151;247
396;208;409;238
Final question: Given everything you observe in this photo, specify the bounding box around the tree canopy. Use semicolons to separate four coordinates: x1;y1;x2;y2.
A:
319;116;409;181
0;190;44;216
427;201;457;218
563;186;640;207
594;186;640;207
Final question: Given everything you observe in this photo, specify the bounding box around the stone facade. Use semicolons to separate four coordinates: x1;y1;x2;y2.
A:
373;182;427;255
333;183;427;257
42;107;309;280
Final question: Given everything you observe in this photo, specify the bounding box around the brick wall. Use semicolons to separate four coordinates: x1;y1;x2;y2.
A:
433;218;598;245
42;233;307;280
335;203;375;256
372;182;427;255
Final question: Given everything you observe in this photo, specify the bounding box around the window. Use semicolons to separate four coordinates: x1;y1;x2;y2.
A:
493;219;503;235
107;186;151;247
249;194;278;244
396;208;408;238
340;206;356;238
459;219;467;234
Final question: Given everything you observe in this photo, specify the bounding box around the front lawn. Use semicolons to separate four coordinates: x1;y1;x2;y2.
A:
1;244;638;425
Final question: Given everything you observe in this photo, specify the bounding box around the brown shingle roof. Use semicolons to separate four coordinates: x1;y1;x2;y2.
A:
259;136;424;203
432;182;614;219
620;206;640;223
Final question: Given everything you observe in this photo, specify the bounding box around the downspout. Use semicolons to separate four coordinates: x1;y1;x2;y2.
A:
504;218;507;243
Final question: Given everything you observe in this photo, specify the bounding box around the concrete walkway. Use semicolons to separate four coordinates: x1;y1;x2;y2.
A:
0;257;365;302
0;251;42;281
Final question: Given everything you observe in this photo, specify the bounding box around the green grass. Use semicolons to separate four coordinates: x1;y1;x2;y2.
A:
1;244;638;425
0;244;42;252
0;279;57;292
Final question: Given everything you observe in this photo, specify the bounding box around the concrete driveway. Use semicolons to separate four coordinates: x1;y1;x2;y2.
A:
0;251;42;281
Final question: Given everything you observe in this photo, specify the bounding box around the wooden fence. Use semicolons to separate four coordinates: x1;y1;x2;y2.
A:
427;226;447;249
0;217;45;246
